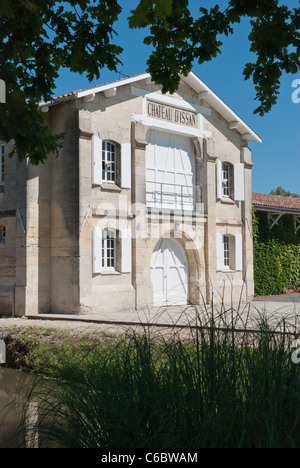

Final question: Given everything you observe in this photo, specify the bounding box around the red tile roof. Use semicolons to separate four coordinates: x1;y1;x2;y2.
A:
253;192;300;212
53;90;82;100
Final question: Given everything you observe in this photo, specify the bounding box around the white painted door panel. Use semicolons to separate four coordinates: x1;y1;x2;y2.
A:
151;238;189;306
146;130;195;211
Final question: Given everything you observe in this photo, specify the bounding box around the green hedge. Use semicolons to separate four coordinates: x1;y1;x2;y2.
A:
253;210;300;296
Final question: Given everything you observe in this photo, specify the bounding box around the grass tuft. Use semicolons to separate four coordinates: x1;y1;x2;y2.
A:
17;303;300;448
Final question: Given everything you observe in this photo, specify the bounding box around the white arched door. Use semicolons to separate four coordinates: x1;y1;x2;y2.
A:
151;238;189;307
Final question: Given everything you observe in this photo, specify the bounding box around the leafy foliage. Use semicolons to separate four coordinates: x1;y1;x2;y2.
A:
0;0;122;164
1;0;299;164
253;210;300;296
129;0;300;115
270;186;300;198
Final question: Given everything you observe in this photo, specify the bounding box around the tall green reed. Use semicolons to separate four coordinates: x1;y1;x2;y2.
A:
21;301;300;448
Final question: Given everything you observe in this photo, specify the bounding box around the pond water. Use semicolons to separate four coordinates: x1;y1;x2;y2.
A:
0;367;35;448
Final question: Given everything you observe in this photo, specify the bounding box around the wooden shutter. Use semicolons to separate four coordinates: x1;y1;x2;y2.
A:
217;159;223;200
234;164;245;201
93;227;102;274
235;234;243;271
121;229;132;273
121;143;131;189
92;136;102;185
216;233;224;271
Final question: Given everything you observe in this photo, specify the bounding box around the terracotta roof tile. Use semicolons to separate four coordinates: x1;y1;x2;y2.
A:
53;90;82;100
253;192;300;212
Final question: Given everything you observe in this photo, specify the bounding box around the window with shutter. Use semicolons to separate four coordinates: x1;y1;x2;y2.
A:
121;143;131;189
234;164;245;201
217;233;243;272
102;142;116;183
121;229;132;273
102;230;116;269
217;159;223;200
93;227;103;274
92;136;103;186
216;233;224;271
235;234;243;271
222;163;231;197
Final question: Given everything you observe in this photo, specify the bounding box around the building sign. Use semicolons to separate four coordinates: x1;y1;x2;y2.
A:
147;101;198;128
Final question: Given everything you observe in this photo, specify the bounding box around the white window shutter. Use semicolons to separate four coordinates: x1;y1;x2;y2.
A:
92;136;103;185
216;233;224;271
121;229;132;273
235;234;243;271
121;143;131;189
234;164;245;201
217;159;223;200
93;227;103;274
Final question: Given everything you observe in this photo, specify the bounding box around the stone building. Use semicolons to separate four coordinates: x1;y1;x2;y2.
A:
0;72;261;317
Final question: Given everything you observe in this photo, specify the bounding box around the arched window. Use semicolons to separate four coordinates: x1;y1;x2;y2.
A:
92;136;131;189
102;230;116;269
222;163;231;197
102;141;116;183
217;159;245;202
93;227;132;274
223;235;231;268
217;233;243;272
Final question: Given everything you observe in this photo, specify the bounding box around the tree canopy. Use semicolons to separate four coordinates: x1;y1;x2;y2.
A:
270;187;300;198
0;0;299;164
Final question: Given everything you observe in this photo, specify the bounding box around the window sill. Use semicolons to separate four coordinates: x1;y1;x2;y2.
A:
101;183;122;193
218;268;237;273
219;197;235;205
101;269;121;276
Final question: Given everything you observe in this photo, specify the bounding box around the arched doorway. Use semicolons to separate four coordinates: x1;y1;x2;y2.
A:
151;238;189;306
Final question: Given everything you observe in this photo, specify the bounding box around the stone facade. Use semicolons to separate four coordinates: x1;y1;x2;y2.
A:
0;72;261;316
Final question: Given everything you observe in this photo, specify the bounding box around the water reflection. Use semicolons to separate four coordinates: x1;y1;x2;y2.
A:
0;367;35;448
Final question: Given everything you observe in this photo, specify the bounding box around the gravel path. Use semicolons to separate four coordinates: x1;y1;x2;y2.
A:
0;317;134;336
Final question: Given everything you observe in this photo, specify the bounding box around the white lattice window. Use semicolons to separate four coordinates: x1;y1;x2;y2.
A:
102;230;115;269
222;163;230;197
102;142;116;183
217;233;243;272
223;235;230;268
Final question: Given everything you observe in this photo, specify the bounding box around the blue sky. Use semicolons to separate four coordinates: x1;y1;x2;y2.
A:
53;0;300;195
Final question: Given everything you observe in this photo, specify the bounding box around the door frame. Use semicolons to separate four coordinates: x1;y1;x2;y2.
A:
150;237;190;307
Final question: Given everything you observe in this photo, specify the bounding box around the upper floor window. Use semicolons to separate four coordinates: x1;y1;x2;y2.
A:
102;141;116;183
222;163;231;197
92;136;131;189
217;159;245;202
0;145;4;184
